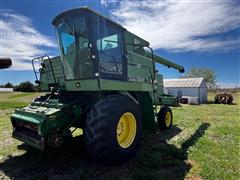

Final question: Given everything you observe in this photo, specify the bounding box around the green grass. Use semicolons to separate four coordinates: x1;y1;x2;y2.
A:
0;92;42;110
0;92;239;179
8;93;33;99
0;101;30;110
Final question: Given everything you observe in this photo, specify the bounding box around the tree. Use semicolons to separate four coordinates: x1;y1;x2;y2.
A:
182;67;217;88
3;82;14;88
14;81;36;92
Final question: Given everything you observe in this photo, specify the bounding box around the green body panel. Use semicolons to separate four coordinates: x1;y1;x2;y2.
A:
136;92;156;132
100;80;153;91
63;79;154;92
40;56;65;91
11;101;68;136
158;95;178;106
127;51;154;83
154;73;164;98
64;79;99;91
11;109;45;124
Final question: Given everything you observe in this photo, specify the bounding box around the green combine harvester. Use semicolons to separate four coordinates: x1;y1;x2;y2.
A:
11;7;184;164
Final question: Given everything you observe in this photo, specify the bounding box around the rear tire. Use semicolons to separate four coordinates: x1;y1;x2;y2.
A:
84;94;142;164
158;106;173;130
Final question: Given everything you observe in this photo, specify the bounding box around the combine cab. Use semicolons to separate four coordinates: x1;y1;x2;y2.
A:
11;7;185;164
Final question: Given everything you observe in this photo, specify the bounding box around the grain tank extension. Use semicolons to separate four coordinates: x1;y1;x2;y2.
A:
11;7;185;164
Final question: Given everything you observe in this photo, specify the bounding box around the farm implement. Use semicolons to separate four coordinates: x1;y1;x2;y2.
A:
11;7;184;164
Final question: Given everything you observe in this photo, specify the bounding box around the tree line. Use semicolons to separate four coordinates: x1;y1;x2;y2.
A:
0;81;38;92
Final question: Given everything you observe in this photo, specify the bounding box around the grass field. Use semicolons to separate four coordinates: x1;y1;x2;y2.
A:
0;92;239;179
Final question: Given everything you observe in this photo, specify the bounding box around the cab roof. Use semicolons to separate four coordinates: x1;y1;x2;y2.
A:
52;6;124;29
52;7;149;47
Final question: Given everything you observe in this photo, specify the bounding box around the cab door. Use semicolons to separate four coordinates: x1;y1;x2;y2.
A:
93;17;126;81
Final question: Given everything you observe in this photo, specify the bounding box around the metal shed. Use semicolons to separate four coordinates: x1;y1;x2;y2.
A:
164;78;208;103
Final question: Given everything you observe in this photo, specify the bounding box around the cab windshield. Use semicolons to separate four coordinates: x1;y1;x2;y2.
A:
56;15;94;79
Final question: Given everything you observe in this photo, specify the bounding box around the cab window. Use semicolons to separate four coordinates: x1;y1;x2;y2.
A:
93;18;124;79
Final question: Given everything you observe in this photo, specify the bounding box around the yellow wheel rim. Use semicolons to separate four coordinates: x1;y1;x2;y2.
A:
165;112;172;127
117;112;137;148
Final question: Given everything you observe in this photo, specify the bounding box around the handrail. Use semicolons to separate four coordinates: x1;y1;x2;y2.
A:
32;55;57;84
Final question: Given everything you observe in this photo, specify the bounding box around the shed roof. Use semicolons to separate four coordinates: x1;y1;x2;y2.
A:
164;78;207;88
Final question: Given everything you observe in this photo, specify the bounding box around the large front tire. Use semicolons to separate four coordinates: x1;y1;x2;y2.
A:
84;94;142;164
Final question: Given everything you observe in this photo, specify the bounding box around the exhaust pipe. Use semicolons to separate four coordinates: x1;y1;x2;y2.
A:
0;58;12;69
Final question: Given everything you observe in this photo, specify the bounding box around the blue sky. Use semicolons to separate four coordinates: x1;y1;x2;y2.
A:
0;0;239;88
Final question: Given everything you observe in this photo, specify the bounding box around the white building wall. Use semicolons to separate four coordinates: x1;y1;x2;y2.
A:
166;87;199;97
0;88;13;92
165;87;207;103
199;87;208;103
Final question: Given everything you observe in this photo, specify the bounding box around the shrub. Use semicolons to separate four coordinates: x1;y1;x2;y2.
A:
14;81;37;92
